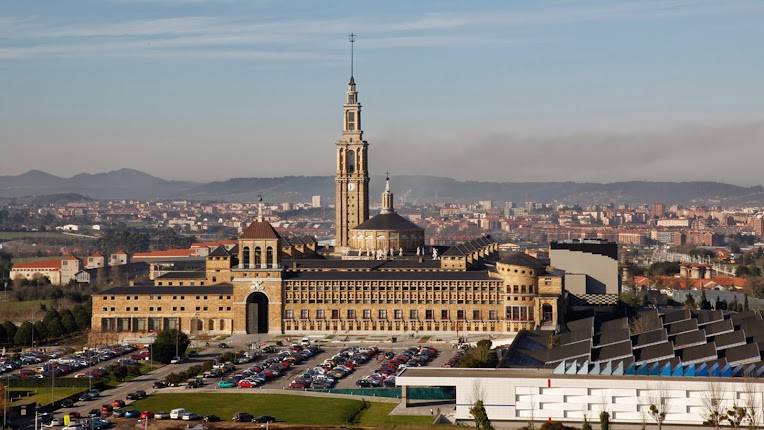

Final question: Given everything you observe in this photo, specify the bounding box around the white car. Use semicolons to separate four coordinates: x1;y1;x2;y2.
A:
170;408;187;420
62;425;84;430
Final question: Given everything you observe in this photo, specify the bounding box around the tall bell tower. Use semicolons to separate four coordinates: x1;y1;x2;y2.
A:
335;33;369;249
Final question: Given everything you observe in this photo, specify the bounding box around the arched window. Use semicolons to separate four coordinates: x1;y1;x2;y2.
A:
266;246;274;267
346;111;356;131
242;247;250;268
254;246;262;267
208;319;215;331
346;149;355;173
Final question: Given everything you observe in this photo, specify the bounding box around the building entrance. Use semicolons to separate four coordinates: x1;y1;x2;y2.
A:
246;292;269;334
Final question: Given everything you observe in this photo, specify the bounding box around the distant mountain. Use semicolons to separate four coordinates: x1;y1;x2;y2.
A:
0;169;197;200
1;169;763;205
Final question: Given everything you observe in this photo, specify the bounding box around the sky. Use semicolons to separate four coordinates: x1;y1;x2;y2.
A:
1;0;763;185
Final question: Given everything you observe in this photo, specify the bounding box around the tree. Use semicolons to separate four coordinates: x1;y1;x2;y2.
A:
151;329;190;364
14;321;34;346
684;294;697;310
701;290;712;310
3;321;17;342
648;385;670;430
469;399;494;430
44;314;65;339
581;418;592;430
60;309;78;333
703;382;726;429
72;304;90;330
33;320;48;341
742;379;761;429
599;411;610;430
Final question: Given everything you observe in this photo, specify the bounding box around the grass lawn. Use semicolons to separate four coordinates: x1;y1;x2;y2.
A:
131;393;441;427
0;232;70;240
356;401;436;427
9;387;82;406
0;299;53;312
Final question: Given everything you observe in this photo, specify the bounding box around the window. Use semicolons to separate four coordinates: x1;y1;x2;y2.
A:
172;307;177;311
157;307;162;311
242;246;250;268
133;307;138;311
285;309;294;319
394;309;403;320
300;309;309;319
332;309;340;319
316;309;325;319
195;307;200;311
425;309;434;320
203;307;208;311
409;309;418;320
226;307;231;311
363;309;371;319
266;246;274;267
378;309;387;319
457;309;465;320
254;246;262;266
441;309;449;320
472;310;481;320
489;310;497;320
347;309;356;319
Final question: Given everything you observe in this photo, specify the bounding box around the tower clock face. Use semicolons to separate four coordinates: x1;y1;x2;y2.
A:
347;182;355;191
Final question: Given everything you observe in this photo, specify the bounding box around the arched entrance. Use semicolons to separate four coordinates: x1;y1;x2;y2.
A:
246;292;269;334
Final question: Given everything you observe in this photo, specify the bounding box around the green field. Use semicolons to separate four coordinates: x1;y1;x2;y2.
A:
9;387;83;406
131;393;437;427
0;232;71;240
0;298;53;311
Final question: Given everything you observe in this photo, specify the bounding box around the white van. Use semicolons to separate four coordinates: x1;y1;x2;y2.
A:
170;408;186;420
300;337;310;346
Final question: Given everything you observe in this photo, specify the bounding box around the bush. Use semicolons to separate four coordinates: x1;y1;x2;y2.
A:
469;400;493;430
151;329;190;364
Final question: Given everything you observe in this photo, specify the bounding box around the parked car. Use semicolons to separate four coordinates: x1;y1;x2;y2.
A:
181;412;201;421
60;399;74;408
123;410;140;418
153;411;170;420
203;415;221;422
170;408;187;420
152;381;167;389
252;415;276;423
139;411;153;420
112;399;125;409
232;412;253;422
217;379;236;388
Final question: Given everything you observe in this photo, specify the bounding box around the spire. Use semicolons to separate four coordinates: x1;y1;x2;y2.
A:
381;172;394;215
348;33;356;84
257;194;264;222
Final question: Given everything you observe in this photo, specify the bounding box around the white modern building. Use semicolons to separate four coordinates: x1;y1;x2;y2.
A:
397;367;764;426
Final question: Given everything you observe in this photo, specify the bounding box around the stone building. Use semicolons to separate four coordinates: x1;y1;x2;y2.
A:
348;176;424;254
90;68;565;339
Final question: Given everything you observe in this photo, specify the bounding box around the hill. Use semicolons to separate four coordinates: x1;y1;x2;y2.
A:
1;169;763;205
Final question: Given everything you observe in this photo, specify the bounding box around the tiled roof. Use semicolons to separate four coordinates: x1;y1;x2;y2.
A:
12;259;62;270
240;221;281;239
133;249;193;258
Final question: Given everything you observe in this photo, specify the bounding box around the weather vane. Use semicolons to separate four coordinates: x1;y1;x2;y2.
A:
348;33;356;78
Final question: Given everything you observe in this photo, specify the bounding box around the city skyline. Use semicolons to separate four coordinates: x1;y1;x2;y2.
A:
2;0;763;185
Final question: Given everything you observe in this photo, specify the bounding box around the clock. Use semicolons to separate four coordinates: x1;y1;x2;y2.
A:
347;182;355;191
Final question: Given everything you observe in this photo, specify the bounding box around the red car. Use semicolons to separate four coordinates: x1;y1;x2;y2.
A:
237;380;254;388
112;399;125;409
288;380;307;389
140;411;153;420
100;404;113;414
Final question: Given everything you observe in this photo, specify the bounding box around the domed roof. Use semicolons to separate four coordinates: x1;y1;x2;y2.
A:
353;213;423;232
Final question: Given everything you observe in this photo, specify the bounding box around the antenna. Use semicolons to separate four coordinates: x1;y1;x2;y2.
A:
348;33;356;78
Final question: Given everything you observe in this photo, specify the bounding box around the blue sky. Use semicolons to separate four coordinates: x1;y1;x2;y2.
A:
1;0;763;185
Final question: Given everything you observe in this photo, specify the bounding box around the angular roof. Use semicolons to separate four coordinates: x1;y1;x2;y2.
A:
208;246;231;257
240;220;281;240
499;252;546;270
352;213;423;232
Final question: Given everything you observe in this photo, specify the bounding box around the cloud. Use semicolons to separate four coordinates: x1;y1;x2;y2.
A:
372;121;764;186
2;0;762;60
